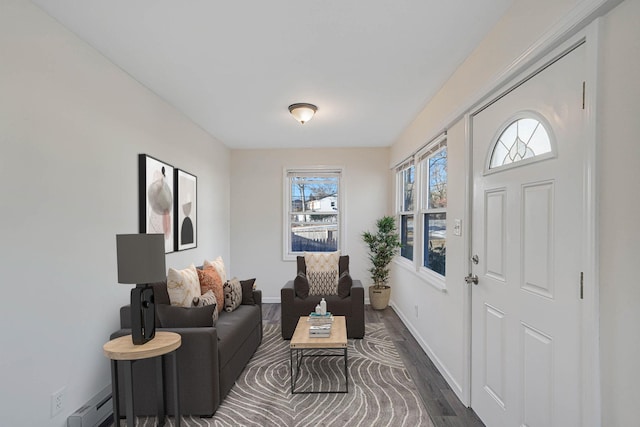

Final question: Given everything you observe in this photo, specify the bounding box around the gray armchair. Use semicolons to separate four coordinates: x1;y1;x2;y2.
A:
281;255;364;339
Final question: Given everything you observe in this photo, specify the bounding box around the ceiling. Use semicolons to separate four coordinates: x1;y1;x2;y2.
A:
32;1;514;149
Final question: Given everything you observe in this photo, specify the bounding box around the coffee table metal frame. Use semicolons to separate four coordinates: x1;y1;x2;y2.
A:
289;316;348;394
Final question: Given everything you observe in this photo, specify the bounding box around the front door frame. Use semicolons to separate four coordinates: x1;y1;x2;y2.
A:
461;22;601;426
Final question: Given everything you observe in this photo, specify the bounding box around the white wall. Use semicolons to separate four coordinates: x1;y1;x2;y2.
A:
388;0;639;425
388;0;585;404
390;0;582;166
598;1;640;425
229;148;390;301
390;119;469;396
0;1;230;426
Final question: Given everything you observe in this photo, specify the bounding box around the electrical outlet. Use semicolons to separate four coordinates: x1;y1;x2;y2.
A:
414;304;419;318
51;388;64;417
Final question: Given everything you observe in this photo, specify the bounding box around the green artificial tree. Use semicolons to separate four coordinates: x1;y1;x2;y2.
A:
362;216;402;289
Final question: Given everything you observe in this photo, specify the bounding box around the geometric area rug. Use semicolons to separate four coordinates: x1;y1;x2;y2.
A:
115;323;431;426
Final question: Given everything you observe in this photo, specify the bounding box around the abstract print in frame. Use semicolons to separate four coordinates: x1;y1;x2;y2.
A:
175;169;197;251
139;154;174;253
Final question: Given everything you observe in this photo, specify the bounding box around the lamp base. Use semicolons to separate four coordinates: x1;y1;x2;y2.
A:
131;284;156;345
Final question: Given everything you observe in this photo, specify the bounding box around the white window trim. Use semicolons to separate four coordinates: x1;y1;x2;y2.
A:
282;166;345;261
396;161;415;263
394;133;447;292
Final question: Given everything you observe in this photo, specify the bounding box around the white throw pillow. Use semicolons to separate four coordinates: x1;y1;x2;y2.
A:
167;264;200;308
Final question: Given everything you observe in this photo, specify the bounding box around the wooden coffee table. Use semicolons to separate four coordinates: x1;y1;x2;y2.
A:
289;316;348;394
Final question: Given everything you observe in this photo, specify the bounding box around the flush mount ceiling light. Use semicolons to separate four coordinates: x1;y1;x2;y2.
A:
288;103;317;124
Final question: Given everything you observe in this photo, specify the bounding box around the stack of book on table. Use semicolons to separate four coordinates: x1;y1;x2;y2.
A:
308;312;333;337
309;324;332;338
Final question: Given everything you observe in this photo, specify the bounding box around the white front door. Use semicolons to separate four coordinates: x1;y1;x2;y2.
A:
470;42;586;427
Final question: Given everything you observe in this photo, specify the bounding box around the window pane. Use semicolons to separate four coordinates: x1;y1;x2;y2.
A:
401;215;414;260
291;176;339;212
291;214;338;252
428;148;447;209
402;165;415;211
287;171;341;257
489;118;551;169
424;213;446;275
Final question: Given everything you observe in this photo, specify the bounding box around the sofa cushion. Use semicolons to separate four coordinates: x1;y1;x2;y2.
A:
223;277;242;312
305;251;340;296
240;278;257;305
156;304;216;328
197;267;224;313
167;264;200;307
192;290;219;324
216;304;261;368
293;272;309;299
337;271;353;298
293;294;354;317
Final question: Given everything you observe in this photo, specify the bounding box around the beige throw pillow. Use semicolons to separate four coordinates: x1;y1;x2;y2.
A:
203;256;227;283
223;277;242;312
305;251;340;296
167;264;200;307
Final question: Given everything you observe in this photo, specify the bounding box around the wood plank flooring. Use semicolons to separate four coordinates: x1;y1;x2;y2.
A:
265;303;485;427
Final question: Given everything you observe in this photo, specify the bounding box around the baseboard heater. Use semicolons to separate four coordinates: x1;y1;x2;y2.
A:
67;385;112;427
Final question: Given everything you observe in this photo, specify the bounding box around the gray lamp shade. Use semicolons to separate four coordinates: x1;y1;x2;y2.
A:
116;234;166;284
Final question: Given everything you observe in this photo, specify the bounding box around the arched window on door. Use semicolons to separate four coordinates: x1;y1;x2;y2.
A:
488;115;554;171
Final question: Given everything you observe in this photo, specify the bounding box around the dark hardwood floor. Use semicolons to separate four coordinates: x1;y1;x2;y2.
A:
264;303;485;427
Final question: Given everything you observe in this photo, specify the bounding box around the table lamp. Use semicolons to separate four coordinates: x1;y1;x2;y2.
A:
116;233;166;345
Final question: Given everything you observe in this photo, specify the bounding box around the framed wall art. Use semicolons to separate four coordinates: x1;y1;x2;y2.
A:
138;154;174;253
175;169;197;251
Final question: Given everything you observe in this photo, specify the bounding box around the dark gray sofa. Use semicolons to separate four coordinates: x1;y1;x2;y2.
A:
281;255;364;339
110;280;262;417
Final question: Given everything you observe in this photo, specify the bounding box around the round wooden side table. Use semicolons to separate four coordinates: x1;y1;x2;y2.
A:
104;331;181;427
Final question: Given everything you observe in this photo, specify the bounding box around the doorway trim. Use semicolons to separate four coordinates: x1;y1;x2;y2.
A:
461;23;601;426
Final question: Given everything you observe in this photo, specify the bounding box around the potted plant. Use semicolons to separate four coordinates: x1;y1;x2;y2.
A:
362;215;402;310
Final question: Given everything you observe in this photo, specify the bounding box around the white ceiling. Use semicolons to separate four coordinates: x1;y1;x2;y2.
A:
32;0;514;149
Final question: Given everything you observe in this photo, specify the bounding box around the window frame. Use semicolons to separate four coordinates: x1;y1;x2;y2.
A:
417;137;447;285
282;167;344;261
396;161;415;263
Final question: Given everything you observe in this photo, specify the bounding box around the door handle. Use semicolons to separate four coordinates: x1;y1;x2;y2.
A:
465;274;479;285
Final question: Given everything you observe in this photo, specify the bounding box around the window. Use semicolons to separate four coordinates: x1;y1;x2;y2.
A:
284;168;342;259
419;143;447;276
489;116;552;170
397;162;414;261
395;134;448;285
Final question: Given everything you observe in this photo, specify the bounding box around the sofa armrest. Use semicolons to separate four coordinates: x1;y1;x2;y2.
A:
252;289;262;306
281;280;295;305
351;279;364;297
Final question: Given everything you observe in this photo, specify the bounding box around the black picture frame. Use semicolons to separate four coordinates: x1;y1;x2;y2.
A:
138;154;175;254
174;169;197;251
